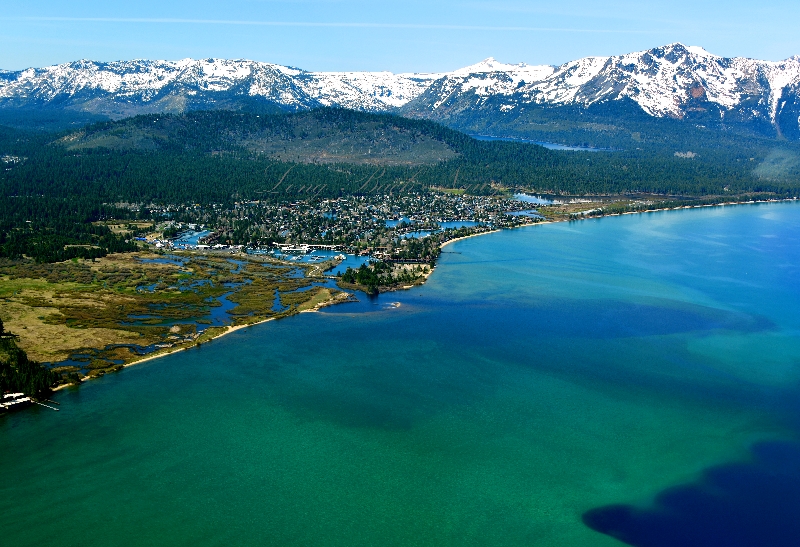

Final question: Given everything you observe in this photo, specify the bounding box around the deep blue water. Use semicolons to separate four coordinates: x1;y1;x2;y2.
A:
247;249;372;274
583;441;800;546
2;202;800;546
393;221;484;238
319;252;372;274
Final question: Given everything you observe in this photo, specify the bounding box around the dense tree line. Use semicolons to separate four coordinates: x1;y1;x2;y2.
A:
4;108;797;204
392;237;440;262
0;319;56;397
0;197;138;262
340;262;409;294
341;263;388;294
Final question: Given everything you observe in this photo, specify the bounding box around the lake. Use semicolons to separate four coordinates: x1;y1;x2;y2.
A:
2;202;799;546
472;134;617;152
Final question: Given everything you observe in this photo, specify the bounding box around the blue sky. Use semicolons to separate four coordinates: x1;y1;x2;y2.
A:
2;0;799;71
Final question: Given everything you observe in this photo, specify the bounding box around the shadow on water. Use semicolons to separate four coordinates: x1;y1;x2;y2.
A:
435;297;774;341
583;441;800;547
302;292;777;432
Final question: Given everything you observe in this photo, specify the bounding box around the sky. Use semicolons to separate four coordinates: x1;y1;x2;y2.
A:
2;0;799;72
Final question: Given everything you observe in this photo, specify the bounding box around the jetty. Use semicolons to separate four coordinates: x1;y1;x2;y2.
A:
1;393;61;413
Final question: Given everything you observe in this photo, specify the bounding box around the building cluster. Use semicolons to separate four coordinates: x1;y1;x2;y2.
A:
1;155;24;165
130;191;543;262
153;192;539;247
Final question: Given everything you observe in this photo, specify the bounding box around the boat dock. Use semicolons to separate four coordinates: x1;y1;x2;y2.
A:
1;393;32;412
1;392;60;413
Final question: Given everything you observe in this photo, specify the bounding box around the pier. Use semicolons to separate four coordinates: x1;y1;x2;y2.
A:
1;393;60;412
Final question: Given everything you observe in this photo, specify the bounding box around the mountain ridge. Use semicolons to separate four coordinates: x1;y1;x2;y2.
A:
3;44;800;139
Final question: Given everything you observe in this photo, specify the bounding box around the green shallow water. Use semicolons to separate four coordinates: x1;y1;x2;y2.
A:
2;202;800;546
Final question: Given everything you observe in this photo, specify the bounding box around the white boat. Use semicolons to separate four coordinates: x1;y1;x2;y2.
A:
1;393;32;411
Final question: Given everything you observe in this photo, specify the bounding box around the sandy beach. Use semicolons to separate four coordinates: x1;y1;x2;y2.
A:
126;318;278;367
440;229;501;249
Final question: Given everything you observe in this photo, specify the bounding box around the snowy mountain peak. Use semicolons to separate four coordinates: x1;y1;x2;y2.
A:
450;57;555;80
403;44;800;124
453;57;527;74
2;45;800;138
685;45;719;58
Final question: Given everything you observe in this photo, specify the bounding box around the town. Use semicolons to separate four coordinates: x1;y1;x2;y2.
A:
130;191;546;263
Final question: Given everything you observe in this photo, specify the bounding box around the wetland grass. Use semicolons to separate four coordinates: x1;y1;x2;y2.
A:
0;251;343;387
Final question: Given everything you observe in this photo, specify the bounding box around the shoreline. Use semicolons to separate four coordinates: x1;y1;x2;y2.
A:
125;317;278;368
49;196;797;392
440;229;501;249
440;197;799;249
52;316;281;391
54;288;358;390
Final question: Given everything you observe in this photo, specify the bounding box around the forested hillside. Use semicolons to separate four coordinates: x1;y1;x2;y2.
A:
2;108;799;261
61;109;460;166
7;108;799;200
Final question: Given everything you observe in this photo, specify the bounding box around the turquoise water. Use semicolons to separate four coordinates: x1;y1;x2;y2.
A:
2;202;800;546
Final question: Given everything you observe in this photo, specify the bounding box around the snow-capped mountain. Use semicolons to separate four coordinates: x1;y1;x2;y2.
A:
2;44;800;138
401;44;800;132
0;58;442;117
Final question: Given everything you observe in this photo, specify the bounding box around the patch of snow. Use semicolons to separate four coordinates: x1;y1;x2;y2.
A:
2;45;800;124
687;46;719;58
